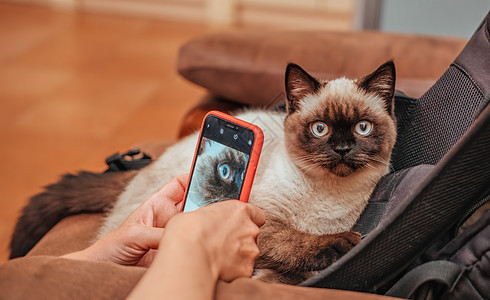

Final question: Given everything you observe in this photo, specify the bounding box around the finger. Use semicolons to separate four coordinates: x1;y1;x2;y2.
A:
136;249;158;267
234;241;261;279
246;204;266;227
241;238;261;260
174;173;189;190
137;226;165;250
146;175;189;227
173;174;189;206
158;174;189;204
223;253;256;281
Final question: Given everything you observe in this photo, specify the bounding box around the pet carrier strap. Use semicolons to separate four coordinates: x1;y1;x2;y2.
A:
352;202;387;237
353;165;433;237
385;261;465;298
105;149;152;172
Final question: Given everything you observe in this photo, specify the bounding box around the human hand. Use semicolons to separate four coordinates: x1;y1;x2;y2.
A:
127;200;265;300
162;200;266;282
64;174;188;266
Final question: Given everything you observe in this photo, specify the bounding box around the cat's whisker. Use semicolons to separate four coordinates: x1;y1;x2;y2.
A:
294;155;334;167
368;156;390;166
373;155;389;163
295;159;329;176
294;154;324;161
295;159;321;171
363;163;376;170
294;157;315;164
365;156;395;173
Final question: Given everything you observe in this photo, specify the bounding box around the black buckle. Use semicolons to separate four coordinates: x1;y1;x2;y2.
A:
105;148;152;172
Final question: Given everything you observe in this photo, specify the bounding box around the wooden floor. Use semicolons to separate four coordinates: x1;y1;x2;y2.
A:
0;3;212;262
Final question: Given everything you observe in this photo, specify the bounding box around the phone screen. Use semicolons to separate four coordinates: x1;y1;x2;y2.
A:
182;114;256;212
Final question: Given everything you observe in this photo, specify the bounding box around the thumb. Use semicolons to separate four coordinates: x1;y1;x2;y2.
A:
157;174;189;204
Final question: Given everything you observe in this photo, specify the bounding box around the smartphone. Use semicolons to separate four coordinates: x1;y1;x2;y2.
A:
181;111;264;212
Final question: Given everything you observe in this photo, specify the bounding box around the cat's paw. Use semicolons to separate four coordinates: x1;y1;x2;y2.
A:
309;231;361;271
330;231;361;253
254;268;317;285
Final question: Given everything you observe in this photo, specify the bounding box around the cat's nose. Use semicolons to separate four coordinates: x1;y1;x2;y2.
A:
333;145;352;157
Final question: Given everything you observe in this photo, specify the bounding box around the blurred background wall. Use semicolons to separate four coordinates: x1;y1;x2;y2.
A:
6;0;489;37
378;0;489;38
10;0;357;30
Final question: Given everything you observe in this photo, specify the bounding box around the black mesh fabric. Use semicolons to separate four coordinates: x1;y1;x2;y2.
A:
392;65;486;170
301;102;490;293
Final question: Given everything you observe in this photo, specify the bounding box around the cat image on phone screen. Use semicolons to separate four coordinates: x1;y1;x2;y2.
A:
186;138;249;211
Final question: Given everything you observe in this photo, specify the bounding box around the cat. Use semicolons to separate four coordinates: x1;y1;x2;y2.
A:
189;138;247;207
98;60;397;284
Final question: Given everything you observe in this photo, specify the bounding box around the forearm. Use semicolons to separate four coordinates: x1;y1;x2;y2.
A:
127;227;218;300
61;232;131;265
62;243;102;262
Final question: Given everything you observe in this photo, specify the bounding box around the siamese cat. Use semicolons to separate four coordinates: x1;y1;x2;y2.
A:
189;138;248;206
97;60;397;284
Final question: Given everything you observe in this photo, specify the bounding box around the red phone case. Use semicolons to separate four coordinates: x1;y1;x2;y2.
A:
180;110;264;211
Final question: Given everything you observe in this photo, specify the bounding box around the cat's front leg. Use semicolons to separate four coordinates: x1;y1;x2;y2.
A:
252;268;318;285
254;216;360;283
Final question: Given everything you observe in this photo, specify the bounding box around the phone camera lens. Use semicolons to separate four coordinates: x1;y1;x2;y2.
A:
220;128;224;134
233;134;238;140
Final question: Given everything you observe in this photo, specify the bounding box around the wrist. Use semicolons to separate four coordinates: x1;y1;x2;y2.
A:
134;229;218;300
62;236;116;264
62;244;98;261
164;214;220;279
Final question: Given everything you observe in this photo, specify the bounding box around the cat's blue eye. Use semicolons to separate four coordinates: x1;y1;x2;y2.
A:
355;120;373;136
218;163;232;181
309;121;329;137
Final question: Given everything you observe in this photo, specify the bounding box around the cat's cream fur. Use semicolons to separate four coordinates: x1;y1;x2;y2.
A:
99;77;392;238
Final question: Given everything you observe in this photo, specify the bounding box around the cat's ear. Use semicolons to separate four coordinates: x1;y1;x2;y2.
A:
285;63;321;114
199;139;209;155
358;60;396;115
